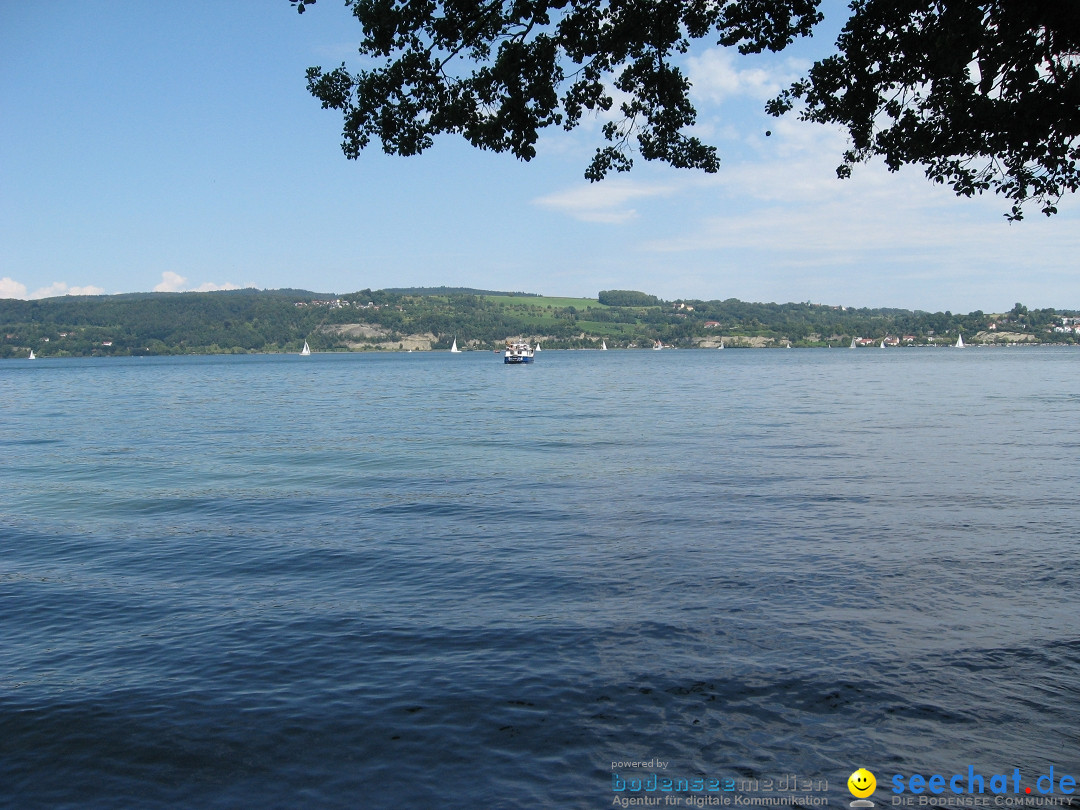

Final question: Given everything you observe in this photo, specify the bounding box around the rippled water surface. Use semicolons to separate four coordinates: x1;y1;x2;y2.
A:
2;349;1078;808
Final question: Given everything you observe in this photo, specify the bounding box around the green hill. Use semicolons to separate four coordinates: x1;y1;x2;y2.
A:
0;289;1071;358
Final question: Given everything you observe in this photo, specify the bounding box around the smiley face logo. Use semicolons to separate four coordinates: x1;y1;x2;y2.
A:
848;768;876;798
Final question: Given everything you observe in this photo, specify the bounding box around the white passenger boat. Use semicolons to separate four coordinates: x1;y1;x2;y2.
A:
504;339;534;364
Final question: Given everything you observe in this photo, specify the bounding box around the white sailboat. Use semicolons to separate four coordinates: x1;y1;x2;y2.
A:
28;349;36;359
850;337;856;349
718;340;724;350
450;337;461;353
300;341;311;356
653;340;663;350
534;342;541;352
601;340;607;350
955;333;964;348
880;339;886;349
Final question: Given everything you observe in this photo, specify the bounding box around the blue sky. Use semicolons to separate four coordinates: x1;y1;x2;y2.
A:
2;1;1077;313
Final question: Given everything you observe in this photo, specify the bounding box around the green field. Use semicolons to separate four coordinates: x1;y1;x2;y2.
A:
573;320;637;335
483;295;609;309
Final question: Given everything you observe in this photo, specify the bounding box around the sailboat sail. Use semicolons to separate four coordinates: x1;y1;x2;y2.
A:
300;341;311;356
28;349;36;359
450;338;461;353
955;334;964;348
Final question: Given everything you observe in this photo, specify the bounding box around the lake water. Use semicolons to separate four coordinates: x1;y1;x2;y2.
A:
2;348;1078;808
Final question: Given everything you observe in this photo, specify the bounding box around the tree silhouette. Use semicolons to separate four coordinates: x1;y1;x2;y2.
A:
294;0;1078;219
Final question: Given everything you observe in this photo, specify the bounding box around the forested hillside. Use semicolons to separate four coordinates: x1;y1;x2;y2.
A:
1;288;1073;358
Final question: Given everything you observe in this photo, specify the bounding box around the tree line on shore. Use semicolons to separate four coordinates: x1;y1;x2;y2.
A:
1;288;1074;358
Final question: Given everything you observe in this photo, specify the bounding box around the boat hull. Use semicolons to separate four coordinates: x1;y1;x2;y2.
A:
504;355;533;364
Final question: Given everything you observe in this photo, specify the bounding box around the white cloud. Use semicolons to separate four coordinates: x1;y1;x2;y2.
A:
154;271;188;292
29;281;106;299
686;50;805;104
524;104;1079;311
0;277;28;299
533;179;678;223
0;279;106;299
1;273;255;301
192;281;244;292
646;110;1080;263
529;110;1080;306
153;271;248;293
645;154;977;256
635;147;1080;311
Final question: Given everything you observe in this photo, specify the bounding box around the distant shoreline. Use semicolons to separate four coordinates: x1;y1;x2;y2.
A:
3;288;1074;359
9;341;1071;361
